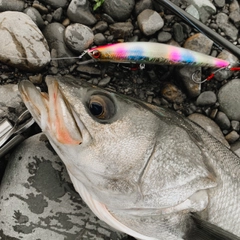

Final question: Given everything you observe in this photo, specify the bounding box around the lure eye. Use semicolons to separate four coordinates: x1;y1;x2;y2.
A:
88;95;115;120
91;50;101;59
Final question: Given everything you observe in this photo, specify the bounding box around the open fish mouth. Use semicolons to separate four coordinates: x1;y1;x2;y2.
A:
18;76;83;145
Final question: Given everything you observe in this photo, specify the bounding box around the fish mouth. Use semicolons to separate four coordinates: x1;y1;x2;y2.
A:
18;76;83;145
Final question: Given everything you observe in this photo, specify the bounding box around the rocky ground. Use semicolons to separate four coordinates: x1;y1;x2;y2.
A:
1;0;240;239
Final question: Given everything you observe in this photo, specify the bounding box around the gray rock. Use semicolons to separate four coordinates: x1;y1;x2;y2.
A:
103;0;135;21
231;120;240;132
137;9;164;36
218;79;240;120
196;91;217;106
231;140;240;157
0;0;24;11
98;76;111;87
109;22;134;39
64;23;94;53
173;23;184;43
229;0;240;12
94;33;107;45
76;65;101;76
186;0;216;23
24;7;45;29
42;22;77;67
184;33;213;54
215;111;231;130
0;133;126;239
93;21;109;33
214;50;238;81
214;0;225;8
53;7;63;21
188;113;230;148
161;83;185;104
178;66;201;98
157;31;172;42
135;0;153;16
0;84;25;122
225;131;239;144
229;10;240;28
0;11;50;72
216;13;238;41
185;4;199;20
38;0;68;8
67;0;97;26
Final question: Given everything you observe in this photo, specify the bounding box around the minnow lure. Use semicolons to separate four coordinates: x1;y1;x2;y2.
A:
80;42;230;69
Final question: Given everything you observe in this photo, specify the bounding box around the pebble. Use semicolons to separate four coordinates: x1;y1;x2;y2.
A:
188;113;229;147
187;0;216;23
64;23;94;53
0;0;24;11
161;83;185;104
218;79;240;120
229;0;240;12
178;66;201;98
0;133;126;239
184;33;213;54
24;7;45;29
215;111;231;130
98;76;111;87
216;13;238;41
214;0;225;8
109;22;134;39
135;0;153;16
39;0;68;8
94;33;107;45
103;0;135;21
229;10;240;28
225;130;239;144
185;4;200;20
196;91;217;106
67;0;97;26
157;31;172;42
173;23;184;43
231;120;240;132
0;11;50;72
0;84;24;121
137;9;164;36
42;22;77;67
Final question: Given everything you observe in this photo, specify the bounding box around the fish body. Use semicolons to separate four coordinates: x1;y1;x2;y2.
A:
86;42;229;68
19;75;240;240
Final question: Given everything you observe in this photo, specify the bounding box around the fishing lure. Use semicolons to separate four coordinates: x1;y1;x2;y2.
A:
79;42;240;83
80;42;230;69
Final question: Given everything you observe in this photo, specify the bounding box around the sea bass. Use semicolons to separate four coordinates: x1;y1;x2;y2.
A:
18;75;240;240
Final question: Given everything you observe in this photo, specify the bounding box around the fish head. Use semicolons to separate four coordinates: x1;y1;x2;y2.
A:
18;76;163;204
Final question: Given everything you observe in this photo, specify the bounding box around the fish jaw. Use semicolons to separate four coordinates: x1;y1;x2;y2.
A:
18;78;83;146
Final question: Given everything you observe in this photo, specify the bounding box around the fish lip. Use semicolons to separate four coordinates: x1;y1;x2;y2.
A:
19;77;84;145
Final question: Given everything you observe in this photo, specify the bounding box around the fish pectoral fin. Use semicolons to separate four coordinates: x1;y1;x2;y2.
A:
185;213;240;240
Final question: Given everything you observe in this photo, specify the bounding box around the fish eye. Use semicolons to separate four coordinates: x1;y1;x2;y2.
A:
91;50;101;59
88;95;115;120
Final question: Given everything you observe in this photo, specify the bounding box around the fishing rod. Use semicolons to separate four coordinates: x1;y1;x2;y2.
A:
153;0;240;59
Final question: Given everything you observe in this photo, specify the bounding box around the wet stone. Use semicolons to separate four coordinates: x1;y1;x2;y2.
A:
157;31;172;42
42;22;77;67
218;79;240;120
225;131;239;144
184;33;213;54
0;11;50;72
102;0;135;21
137;9;164;36
196;91;217;106
216;13;238;41
215;111;231;130
38;0;68;9
178;66;201;98
24;7;45;29
67;0;97;26
0;133;126;240
109;22;134;39
173;23;184;43
0;0;24;11
64;23;94;53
